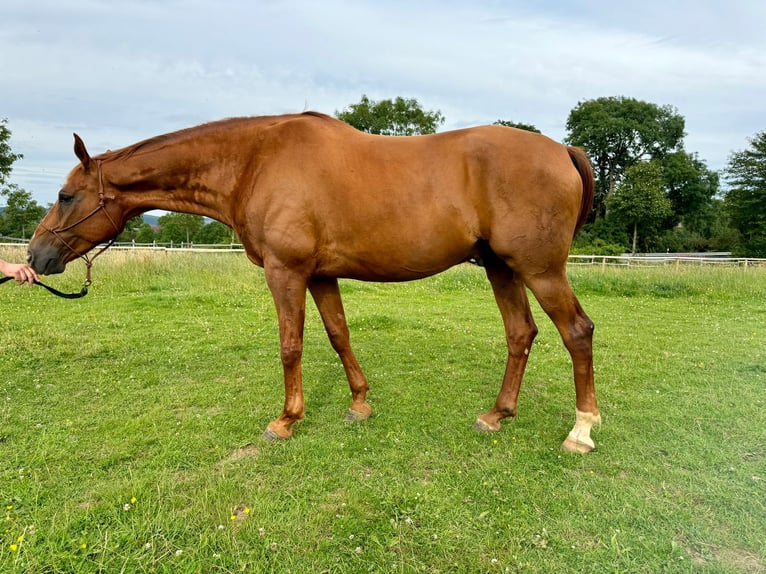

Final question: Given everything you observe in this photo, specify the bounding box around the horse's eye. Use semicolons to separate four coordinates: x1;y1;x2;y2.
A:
58;192;74;204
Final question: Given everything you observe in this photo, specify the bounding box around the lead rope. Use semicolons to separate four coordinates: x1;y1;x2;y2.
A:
0;275;90;299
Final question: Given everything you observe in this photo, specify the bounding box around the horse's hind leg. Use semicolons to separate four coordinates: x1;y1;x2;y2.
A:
474;257;538;432
308;277;372;421
525;269;600;453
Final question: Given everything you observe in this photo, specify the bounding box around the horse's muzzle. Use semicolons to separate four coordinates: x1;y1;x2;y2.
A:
27;245;66;276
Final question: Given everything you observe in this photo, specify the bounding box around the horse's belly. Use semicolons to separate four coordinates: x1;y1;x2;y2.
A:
315;223;476;281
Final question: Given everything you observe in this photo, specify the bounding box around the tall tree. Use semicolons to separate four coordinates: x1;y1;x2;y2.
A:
335;95;445;136
725;130;766;257
135;223;157;244
493;120;541;133
157;212;205;244
566;96;685;218
194;220;237;244
660;151;719;233
116;216;145;242
607;161;672;254
0;185;46;239
1;118;23;190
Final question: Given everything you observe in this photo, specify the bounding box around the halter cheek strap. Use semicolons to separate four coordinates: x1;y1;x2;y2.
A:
38;160;121;287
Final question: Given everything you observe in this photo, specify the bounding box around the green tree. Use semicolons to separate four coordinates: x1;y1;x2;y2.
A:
725;130;766;257
135;223;157;244
335;95;445;136
566;96;685;219
0;119;46;239
0;185;46;239
194;220;237;244
493;120;541;133
607;161;672;254
116;216;145;242
1;118;23;189
157;213;205;244
660;151;719;233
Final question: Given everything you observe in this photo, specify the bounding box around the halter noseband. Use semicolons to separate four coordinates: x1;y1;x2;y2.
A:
40;160;121;285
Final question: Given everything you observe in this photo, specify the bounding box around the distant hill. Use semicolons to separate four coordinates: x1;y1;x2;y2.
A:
142;213;160;226
138;213;218;227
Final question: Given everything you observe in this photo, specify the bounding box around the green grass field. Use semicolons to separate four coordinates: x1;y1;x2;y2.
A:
1;247;765;573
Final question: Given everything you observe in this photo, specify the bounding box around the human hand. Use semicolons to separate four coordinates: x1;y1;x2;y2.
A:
1;262;40;286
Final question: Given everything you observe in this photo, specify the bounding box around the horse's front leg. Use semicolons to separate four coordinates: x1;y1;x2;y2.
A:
308;276;372;421
262;264;308;440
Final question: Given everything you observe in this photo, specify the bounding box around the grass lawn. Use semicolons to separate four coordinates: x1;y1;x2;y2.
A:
1;247;765;573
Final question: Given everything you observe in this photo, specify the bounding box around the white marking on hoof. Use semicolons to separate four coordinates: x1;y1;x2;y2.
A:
562;409;600;453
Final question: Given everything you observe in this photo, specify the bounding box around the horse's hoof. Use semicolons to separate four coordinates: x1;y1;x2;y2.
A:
261;424;292;442
561;435;595;454
261;427;281;442
473;417;500;432
345;408;371;422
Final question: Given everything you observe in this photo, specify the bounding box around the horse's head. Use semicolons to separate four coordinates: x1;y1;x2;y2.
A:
28;135;126;275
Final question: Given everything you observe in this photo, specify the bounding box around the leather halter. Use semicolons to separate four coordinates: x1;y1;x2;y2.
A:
39;160;121;286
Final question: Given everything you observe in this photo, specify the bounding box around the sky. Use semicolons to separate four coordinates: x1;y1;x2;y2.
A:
2;0;765;206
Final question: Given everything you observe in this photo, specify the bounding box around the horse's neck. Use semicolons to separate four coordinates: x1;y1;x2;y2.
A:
116;152;236;226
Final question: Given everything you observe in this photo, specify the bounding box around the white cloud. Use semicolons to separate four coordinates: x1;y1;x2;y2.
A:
2;0;765;204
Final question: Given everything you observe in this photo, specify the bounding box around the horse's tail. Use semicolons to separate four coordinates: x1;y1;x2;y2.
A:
567;146;594;236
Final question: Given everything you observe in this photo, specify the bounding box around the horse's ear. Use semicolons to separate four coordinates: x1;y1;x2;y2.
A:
73;133;91;171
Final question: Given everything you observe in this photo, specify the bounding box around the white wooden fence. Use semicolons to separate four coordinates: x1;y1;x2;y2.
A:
568;254;766;268
3;240;765;267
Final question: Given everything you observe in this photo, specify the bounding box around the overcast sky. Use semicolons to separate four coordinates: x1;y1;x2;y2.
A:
2;0;765;206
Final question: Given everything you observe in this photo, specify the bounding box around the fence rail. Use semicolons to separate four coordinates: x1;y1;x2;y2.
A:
2;241;765;267
568;254;766;268
111;241;246;252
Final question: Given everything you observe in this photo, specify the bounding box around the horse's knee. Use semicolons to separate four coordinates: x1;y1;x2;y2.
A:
280;342;303;367
506;320;538;354
524;323;539;347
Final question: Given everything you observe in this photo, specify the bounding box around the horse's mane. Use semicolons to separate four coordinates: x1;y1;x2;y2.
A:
98;112;334;162
300;111;333;121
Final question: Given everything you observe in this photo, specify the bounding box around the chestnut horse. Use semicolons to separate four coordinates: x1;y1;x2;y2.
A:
27;112;600;453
